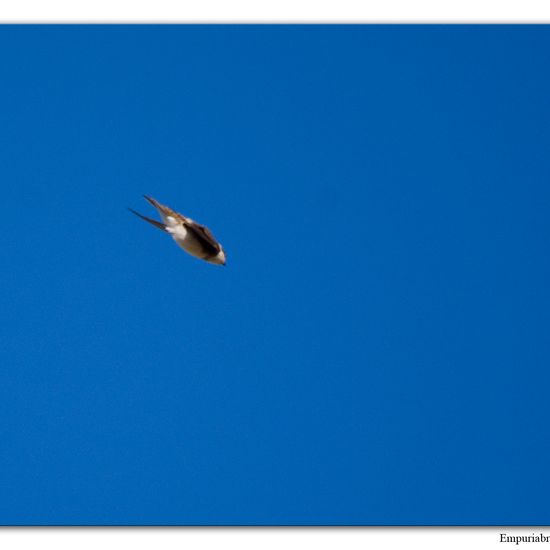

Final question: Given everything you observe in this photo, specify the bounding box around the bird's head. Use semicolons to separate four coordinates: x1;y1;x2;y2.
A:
209;248;227;266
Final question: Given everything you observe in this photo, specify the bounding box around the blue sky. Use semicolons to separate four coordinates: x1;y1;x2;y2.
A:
0;25;549;525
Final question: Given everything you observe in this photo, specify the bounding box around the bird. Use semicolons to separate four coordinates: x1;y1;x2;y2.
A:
129;195;227;266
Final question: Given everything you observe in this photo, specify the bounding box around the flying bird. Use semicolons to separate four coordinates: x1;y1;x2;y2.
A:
129;196;227;266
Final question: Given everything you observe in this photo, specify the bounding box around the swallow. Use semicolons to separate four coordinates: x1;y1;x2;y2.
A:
129;196;227;266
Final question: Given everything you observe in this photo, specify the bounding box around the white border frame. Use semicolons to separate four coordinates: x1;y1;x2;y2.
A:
0;0;549;23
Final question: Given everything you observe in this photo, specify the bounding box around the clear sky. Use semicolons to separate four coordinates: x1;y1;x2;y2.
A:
0;25;549;525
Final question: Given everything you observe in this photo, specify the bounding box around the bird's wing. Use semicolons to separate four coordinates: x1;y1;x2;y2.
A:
143;195;185;224
184;221;222;254
128;208;167;232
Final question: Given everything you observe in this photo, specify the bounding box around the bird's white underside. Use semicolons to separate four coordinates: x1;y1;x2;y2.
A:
166;223;191;249
164;217;187;240
166;223;188;240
